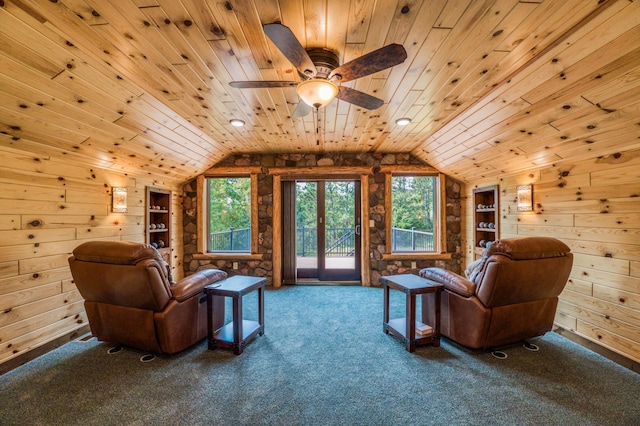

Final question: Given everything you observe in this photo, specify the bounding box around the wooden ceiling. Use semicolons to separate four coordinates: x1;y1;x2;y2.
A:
1;0;640;184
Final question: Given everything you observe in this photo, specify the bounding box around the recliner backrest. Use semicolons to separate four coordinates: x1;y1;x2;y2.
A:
69;241;173;311
473;237;573;308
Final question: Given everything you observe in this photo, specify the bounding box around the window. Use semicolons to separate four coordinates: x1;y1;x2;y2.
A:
206;177;251;253
384;172;444;255
198;169;260;256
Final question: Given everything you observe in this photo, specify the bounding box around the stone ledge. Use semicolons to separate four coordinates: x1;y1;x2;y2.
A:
192;253;265;261
381;253;453;261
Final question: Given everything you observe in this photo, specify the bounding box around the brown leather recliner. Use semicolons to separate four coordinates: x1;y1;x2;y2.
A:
420;237;573;350
68;241;226;354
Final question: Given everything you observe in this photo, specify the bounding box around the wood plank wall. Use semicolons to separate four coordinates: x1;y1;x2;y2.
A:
2;145;638;367
466;148;640;364
0;149;182;366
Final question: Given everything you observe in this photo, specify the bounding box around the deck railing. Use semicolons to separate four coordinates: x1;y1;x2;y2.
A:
297;226;355;257
208;226;434;253
391;227;434;252
209;227;251;252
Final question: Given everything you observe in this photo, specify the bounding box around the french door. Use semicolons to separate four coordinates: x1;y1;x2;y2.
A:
284;180;361;282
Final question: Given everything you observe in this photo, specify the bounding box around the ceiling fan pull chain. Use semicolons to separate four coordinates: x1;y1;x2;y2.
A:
315;107;321;146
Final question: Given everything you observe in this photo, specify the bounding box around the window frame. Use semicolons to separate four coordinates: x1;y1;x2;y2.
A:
195;168;262;259
382;169;448;259
388;174;440;254
205;175;253;254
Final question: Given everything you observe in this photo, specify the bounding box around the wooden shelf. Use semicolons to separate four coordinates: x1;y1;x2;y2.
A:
213;320;262;345
386;318;435;342
146;187;171;261
473;185;499;259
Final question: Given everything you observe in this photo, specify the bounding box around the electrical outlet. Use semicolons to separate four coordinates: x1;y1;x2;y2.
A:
233;262;238;270
369;219;375;227
411;261;417;269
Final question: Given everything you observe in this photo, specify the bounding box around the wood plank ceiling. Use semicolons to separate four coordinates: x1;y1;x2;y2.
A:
1;0;640;184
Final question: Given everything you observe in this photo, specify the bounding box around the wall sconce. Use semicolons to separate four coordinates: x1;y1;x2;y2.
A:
517;185;533;212
112;187;128;213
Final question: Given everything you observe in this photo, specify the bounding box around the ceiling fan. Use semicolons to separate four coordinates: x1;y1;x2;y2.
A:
229;23;408;117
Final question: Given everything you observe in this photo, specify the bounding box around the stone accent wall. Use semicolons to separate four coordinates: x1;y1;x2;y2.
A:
183;153;462;286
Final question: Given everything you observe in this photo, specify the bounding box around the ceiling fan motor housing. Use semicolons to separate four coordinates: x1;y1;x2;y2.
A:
306;48;340;79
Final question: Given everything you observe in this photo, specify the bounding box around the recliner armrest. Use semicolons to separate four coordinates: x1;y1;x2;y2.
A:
420;268;475;297
171;269;227;302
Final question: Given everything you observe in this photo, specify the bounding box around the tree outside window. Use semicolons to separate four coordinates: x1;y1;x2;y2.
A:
391;175;437;253
207;177;251;253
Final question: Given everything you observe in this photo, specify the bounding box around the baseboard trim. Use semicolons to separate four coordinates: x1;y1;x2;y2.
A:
554;327;639;374
293;280;361;286
0;325;91;375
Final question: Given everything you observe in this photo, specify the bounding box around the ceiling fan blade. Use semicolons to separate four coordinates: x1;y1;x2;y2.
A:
292;101;312;118
263;23;317;77
229;81;298;88
329;43;407;83
336;86;384;110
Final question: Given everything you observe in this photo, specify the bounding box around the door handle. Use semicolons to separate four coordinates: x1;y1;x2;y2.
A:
355;225;361;235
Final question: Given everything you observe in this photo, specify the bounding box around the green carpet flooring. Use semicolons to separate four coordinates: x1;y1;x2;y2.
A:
1;285;639;425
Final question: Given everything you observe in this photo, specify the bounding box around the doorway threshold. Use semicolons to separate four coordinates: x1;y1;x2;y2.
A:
294;279;361;286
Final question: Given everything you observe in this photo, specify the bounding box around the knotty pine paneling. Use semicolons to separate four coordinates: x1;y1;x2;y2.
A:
466;148;640;363
3;0;638;182
0;150;182;365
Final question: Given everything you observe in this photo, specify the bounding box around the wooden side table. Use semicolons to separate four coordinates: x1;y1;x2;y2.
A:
204;275;266;355
381;274;443;352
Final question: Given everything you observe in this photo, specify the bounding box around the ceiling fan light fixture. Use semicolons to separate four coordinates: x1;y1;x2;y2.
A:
396;118;411;126
229;119;245;127
296;79;338;108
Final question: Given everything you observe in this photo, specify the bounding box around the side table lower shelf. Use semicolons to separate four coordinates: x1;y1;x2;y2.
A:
384;318;438;348
212;320;264;353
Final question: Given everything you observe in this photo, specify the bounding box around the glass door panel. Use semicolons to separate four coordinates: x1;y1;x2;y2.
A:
295;182;318;278
295;180;361;282
319;180;361;281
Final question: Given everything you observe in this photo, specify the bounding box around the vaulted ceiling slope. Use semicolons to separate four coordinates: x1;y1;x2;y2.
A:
1;0;640;184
